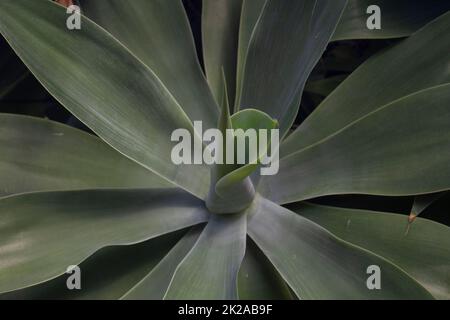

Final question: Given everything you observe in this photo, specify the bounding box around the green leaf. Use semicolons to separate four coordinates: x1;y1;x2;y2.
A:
205;79;256;214
260;85;450;204
216;109;278;191
282;12;450;157
164;213;247;300
0;0;209;199
238;237;293;300
236;0;347;135
333;0;450;41
211;70;234;181
247;196;434;299
292;203;450;299
79;0;218;129
122;226;203;300
0;114;170;198
202;0;242;105
0;230;185;300
234;0;266;112
0;189;208;294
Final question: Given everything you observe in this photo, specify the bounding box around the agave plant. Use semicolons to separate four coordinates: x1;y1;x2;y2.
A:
0;0;449;300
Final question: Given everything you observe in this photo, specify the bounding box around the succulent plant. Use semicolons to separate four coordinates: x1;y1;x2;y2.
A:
0;0;449;299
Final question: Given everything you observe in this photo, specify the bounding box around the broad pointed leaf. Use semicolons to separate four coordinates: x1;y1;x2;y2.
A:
122;226;203;300
282;12;450;157
237;0;347;135
202;0;242;105
0;230;185;300
79;0;218;129
260;85;450;203
0;189;208;294
0;114;170;198
234;0;266;112
292;203;450;299
333;0;450;41
0;0;209;198
238;238;293;300
247;196;433;299
164;213;247;300
261;85;450;204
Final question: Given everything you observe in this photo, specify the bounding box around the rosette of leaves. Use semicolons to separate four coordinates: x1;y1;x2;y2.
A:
0;0;449;300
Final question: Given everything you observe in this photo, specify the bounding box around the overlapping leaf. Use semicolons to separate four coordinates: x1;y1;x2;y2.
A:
293;203;450;299
282;12;450;157
238;238;293;300
202;0;242;105
1;230;185;300
237;0;347;135
164;213;246;299
122;226;203;300
0;114;170;198
261;85;450;204
0;0;210;198
79;0;218;129
0;189;208;294
247;197;433;299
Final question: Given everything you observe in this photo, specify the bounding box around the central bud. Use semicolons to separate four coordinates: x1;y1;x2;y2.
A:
203;73;279;214
204;108;279;213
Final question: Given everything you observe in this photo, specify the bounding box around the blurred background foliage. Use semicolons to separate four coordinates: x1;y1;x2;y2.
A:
0;0;448;227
